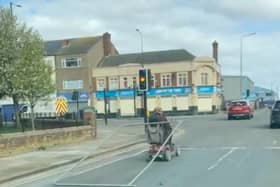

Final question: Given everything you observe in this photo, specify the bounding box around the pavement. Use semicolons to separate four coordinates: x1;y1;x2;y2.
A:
0;118;147;184
3;109;279;187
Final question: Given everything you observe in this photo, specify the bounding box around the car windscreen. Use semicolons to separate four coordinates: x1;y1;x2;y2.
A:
231;101;247;106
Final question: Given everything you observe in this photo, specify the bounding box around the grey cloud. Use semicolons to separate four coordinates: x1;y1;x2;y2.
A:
13;0;280;89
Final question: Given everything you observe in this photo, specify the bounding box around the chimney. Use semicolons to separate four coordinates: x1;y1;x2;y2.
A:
103;32;111;56
212;40;218;63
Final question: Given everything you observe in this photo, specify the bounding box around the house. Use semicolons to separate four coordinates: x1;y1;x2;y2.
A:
44;32;118;112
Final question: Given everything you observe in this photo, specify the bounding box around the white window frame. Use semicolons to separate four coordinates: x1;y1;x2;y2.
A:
177;72;187;86
201;73;208;85
151;74;156;88
62;57;81;68
122;77;128;89
109;77;119;90
97;78;106;91
161;73;171;87
132;76;137;88
63;80;83;90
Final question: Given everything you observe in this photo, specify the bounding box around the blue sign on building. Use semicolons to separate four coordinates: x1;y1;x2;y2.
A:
57;92;89;101
197;86;215;94
95;87;192;99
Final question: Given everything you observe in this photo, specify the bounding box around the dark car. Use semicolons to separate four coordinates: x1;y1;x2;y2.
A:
228;100;254;120
270;100;280;128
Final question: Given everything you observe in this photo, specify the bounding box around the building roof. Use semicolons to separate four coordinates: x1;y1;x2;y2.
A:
99;49;195;67
44;36;102;56
222;75;253;82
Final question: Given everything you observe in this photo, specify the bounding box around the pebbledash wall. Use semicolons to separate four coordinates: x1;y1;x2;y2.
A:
0;125;96;157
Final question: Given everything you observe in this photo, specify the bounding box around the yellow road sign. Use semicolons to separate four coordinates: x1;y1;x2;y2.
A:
55;97;68;114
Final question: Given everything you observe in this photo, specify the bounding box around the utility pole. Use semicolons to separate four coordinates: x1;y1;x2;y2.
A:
240;32;256;99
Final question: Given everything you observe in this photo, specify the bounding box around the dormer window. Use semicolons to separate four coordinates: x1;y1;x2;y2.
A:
62;40;70;48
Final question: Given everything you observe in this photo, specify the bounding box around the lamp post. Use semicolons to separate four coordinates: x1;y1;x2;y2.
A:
136;29;144;68
10;2;22;16
240;32;256;98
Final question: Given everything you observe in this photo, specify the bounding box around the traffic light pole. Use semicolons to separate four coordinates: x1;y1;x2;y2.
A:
103;88;108;125
143;91;148;123
76;95;79;126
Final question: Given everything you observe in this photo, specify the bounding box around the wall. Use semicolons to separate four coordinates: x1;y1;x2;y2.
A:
223;76;254;101
0;126;96;157
87;39;105;91
55;53;89;92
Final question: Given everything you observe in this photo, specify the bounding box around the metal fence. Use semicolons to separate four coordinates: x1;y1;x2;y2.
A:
0;112;85;132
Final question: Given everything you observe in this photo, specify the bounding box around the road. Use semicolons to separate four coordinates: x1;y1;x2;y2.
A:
4;109;280;187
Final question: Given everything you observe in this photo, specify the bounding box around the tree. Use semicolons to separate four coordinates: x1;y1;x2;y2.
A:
0;8;55;130
14;30;55;131
0;8;23;127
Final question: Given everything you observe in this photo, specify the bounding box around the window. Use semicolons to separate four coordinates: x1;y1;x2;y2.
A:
62;58;81;68
97;78;106;91
151;75;156;88
201;73;208;85
109;77;119;90
132;77;137;87
177;73;187;86
63;80;83;90
161;74;171;87
123;77;128;89
231;101;248;106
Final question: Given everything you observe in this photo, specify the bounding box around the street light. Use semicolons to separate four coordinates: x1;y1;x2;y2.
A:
240;32;256;98
136;28;144;68
10;2;22;16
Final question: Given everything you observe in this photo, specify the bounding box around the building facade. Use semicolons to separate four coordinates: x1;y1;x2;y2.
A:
222;75;254;101
44;32;118;112
92;44;222;117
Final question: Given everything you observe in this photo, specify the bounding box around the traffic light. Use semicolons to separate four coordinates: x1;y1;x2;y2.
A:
139;69;151;91
72;90;79;101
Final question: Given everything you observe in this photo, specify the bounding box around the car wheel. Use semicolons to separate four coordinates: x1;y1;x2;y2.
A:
228;115;232;120
271;123;276;129
247;115;251;120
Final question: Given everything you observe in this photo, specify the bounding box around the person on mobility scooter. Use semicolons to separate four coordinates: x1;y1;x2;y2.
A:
146;107;180;161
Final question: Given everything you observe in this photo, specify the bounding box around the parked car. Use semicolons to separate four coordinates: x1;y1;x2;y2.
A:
228;100;254;120
270;100;280;128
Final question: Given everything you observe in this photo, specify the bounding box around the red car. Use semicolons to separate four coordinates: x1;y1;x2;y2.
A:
228;100;254;120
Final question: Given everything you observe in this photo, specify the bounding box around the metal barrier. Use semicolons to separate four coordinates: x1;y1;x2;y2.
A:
54;119;183;187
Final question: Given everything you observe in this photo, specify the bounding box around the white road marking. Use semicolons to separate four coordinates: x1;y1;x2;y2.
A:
207;148;236;171
265;146;280;150
5;148;145;187
128;120;184;186
71;149;146;177
180;146;247;151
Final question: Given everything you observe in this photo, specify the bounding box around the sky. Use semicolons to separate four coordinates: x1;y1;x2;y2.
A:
1;0;280;90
